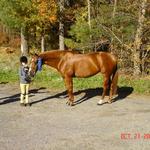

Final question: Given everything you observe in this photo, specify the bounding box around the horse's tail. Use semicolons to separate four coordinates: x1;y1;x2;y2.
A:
111;65;118;96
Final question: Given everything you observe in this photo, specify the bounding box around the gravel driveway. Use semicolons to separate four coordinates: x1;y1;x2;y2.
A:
0;83;150;150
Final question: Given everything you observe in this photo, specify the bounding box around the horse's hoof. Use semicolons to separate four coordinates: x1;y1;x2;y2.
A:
70;103;75;106
97;100;104;105
113;94;118;99
107;100;112;104
66;101;71;106
66;101;74;106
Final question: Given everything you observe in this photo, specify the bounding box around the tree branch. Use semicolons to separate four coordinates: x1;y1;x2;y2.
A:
98;24;134;51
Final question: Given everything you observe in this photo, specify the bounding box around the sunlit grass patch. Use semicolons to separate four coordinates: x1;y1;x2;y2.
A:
0;70;18;83
119;76;150;94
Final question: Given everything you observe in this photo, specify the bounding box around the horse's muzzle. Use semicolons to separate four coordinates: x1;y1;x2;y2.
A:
29;70;35;77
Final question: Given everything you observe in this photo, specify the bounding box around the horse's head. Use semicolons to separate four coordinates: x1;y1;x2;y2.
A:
29;54;42;77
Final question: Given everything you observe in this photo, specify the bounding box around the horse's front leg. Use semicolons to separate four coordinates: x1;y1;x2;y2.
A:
64;76;74;106
97;75;110;105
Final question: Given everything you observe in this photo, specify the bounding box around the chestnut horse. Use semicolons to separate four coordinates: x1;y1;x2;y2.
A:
29;50;118;106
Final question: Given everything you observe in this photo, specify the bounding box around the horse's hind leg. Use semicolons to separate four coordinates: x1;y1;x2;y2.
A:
108;69;118;103
108;83;114;104
97;75;110;105
64;76;74;106
108;81;118;103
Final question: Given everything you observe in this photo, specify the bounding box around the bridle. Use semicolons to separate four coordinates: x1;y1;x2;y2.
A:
29;57;43;76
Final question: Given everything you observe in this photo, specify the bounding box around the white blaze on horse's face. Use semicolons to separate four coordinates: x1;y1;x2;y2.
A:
29;57;38;77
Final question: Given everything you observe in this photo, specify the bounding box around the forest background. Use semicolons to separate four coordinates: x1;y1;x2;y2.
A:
0;0;149;94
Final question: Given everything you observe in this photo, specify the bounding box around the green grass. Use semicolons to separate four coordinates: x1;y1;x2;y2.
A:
119;76;150;94
32;66;103;90
0;66;149;95
32;67;65;89
0;69;18;83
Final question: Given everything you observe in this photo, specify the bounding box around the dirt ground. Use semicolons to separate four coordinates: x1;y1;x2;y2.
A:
0;83;150;150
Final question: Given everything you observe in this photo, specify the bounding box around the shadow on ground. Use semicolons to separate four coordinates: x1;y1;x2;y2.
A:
31;86;134;105
0;87;46;105
0;86;133;105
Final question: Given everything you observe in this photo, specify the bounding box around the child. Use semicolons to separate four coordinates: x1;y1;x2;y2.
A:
19;56;31;106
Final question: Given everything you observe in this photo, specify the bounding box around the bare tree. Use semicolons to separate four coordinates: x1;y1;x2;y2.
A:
87;0;91;31
41;25;45;52
112;0;117;19
133;0;147;76
111;0;117;47
41;34;45;52
59;0;65;50
21;27;28;56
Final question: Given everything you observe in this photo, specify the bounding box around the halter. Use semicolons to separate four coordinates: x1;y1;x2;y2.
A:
37;58;43;71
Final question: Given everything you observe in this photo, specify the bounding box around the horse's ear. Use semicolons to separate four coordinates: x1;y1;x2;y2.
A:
35;53;39;57
29;52;39;57
30;52;34;56
30;49;40;56
34;49;40;56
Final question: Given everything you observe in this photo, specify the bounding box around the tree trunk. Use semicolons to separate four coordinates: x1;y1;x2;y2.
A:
112;0;117;19
41;34;45;52
59;0;65;50
87;0;91;31
59;22;64;50
111;0;117;48
21;27;28;56
133;0;147;76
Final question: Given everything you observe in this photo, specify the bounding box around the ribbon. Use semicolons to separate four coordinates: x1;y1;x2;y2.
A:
37;58;42;71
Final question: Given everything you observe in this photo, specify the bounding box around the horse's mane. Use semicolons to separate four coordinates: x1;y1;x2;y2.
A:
39;50;80;59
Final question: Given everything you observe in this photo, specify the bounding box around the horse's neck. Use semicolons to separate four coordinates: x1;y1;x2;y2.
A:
39;51;64;69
